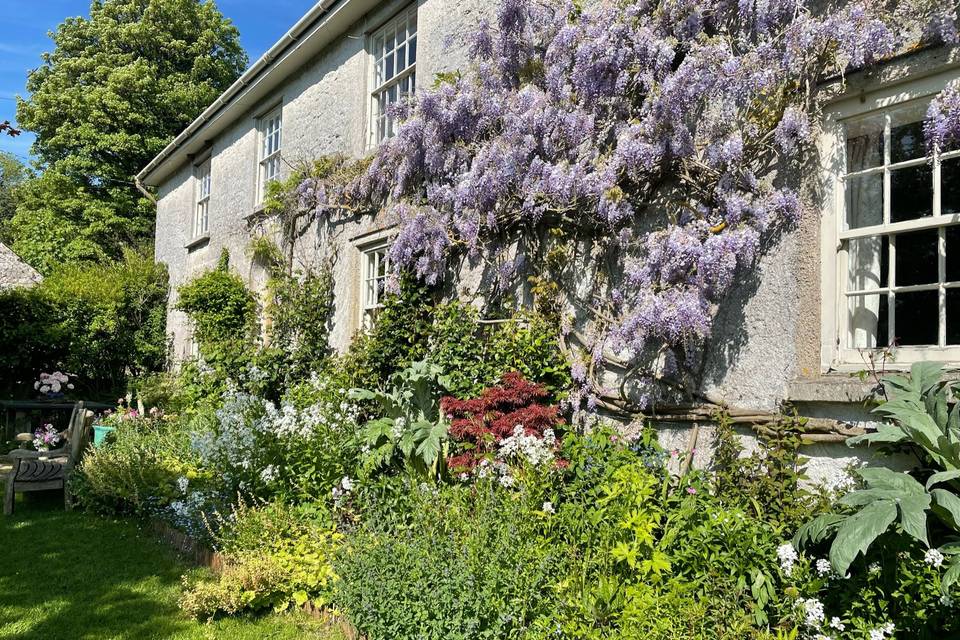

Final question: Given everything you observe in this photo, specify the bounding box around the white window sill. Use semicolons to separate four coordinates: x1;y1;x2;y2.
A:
185;235;210;251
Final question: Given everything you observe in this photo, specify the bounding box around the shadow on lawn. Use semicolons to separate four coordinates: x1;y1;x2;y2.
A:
0;491;194;640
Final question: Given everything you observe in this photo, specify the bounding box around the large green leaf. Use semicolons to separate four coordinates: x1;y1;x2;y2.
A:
932;488;960;531
847;424;906;446
943;555;960;594
794;514;845;548
830;499;898;576
898;493;932;545
927;470;960;490
858;467;927;494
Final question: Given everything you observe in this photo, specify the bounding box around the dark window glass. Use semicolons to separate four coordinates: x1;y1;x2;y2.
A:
948;289;960;345
891;164;934;222
895;229;939;286
895;289;939;345
943;157;960;216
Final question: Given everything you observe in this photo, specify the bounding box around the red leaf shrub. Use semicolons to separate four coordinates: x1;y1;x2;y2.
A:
441;372;564;471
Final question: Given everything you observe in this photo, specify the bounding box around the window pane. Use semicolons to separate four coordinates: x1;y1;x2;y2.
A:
845;173;883;229
948;288;960;344
948;225;960;283
385;52;395;81
409;35;417;65
847;235;888;291
386;28;395;53
889;101;929;164
895;229;939;286
943;157;960;215
846;115;884;172
848;294;889;348
409;12;417;35
890;164;933;223
397;43;406;71
890;120;925;164
894;289;939;345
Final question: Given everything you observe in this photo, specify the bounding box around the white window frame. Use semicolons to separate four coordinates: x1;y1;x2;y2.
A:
368;5;418;147
257;105;283;205
193;158;211;238
821;68;960;369
360;241;391;331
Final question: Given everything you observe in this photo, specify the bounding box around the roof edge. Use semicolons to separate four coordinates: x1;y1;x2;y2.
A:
138;0;350;186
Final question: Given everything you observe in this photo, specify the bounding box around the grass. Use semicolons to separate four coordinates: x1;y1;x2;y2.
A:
0;491;346;640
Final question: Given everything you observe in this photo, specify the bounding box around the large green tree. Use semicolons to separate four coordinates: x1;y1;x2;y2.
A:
10;0;247;273
0;152;29;235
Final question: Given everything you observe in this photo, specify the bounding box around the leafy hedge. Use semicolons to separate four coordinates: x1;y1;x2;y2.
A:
0;248;168;398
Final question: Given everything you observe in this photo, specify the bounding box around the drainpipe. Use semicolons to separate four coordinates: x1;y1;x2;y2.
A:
135;175;157;205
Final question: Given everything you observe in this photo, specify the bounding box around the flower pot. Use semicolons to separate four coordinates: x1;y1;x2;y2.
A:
92;425;116;446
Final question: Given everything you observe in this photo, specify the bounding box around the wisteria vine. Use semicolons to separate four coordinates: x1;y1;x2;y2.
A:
297;0;960;410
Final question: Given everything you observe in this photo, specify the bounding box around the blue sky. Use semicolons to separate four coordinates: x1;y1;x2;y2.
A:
0;0;312;164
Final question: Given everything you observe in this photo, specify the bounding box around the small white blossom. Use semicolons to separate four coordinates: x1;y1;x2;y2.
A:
868;562;881;574
799;598;824;627
815;558;832;577
925;548;945;568
260;465;278;483
868;622;895;640
498;425;556;466
829;617;845;631
542;501;555;514
176;476;189;494
340;476;354;492
499;473;516;488
777;543;798;575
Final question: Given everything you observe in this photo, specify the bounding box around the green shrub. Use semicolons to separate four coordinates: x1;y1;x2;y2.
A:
428;302;570;400
176;249;258;370
334;481;562;640
0;248;168;399
76;412;207;515
181;500;342;620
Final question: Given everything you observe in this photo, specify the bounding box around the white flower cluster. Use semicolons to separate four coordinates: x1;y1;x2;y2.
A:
868;622;894;640
34;371;75;395
777;542;798;575
925;548;945;568
476;459;515;488
829;617;845;631
821;467;858;499
815;558;832;577
498;425;556;467
332;476;354;500
799;597;825;627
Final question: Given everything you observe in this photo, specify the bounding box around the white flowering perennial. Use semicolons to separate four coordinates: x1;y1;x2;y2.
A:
868;622;895;640
498;425;556;467
815;558;832;577
777;542;798;575
799;598;825;627
925;548;945;568
542;501;555;514
829;617;845;631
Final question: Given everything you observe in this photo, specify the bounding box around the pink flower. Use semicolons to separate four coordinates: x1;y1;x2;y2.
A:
686;486;697;494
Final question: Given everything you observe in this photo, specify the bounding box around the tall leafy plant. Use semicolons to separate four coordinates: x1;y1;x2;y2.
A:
350;360;451;479
796;363;960;589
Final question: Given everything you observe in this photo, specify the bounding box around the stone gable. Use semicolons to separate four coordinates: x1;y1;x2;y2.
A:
0;242;42;290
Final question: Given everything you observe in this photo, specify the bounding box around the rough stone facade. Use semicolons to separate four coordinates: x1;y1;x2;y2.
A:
0;242;41;290
142;0;960;484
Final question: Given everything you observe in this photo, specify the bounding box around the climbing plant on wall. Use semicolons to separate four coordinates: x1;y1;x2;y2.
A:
288;0;959;412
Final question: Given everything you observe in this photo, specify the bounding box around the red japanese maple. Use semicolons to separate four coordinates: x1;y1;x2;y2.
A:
441;372;564;471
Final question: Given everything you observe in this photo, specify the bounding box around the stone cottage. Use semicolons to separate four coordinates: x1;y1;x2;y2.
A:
0;241;41;290
138;0;960;480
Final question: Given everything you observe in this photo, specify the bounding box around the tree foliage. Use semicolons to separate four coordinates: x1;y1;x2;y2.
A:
0;249;169;398
9;0;247;272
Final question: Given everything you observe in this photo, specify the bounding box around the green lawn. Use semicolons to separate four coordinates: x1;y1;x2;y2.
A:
0;491;345;640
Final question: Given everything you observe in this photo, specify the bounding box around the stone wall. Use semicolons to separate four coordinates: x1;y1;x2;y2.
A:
151;1;960;483
0;242;41;290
